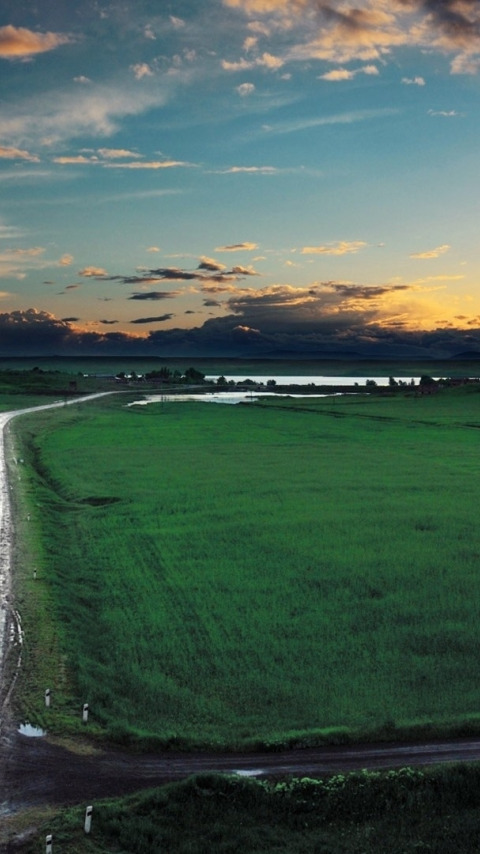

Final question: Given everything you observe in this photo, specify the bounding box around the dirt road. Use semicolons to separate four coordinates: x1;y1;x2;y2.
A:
3;731;480;815
0;394;113;820
0;394;112;719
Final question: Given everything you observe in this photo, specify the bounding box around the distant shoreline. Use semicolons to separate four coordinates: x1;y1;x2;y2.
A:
1;355;480;380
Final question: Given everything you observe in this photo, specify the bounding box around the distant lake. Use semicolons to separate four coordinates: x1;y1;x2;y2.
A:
205;375;421;386
127;375;429;407
128;391;343;407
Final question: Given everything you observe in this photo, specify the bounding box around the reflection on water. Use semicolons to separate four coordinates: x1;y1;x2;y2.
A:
233;769;265;777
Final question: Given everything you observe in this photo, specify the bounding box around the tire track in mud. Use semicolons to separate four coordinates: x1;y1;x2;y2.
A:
4;732;480;816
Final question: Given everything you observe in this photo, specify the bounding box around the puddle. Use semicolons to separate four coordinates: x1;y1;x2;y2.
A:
233;769;264;777
18;723;46;737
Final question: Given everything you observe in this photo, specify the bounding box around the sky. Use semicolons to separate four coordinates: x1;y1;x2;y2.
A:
2;0;480;359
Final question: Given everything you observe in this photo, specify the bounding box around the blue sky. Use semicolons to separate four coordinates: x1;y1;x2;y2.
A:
2;0;480;357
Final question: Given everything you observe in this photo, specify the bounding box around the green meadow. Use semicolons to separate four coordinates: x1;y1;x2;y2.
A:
9;385;480;747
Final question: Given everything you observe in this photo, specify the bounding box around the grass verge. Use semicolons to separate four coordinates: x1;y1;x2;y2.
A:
9;763;480;853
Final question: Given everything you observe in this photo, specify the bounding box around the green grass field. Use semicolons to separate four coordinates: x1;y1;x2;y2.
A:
9;385;480;747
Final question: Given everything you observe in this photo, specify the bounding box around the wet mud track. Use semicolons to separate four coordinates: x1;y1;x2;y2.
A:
3;731;480;815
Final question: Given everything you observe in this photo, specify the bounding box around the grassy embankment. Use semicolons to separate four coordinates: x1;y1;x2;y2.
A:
8;383;480;749
11;765;480;853
0;367;113;412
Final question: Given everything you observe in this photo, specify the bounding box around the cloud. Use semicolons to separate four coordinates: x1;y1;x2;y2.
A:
301;240;367;255
59;254;74;266
104;159;196;169
0;245;66;279
0;80;174;149
170;16;186;29
231;265;259;275
96;148;142;159
319;65;379;81
198;257;227;272
144;25;156;41
0;146;40;162
130;314;174;323
129;291;176;300
451;53;480;75
201;283;240;294
408;274;464;285
137;277;470;358
236;82;256;96
261;107;398;136
427;109;460;117
402;76;425;85
215;242;259;251
168;282;464;352
222;52;284;71
99;319;119;325
215;165;278;174
50;149;191;170
244;36;258;52
209;281;462;351
0;25;72;59
78;266;108;277
410;244;451;259
222;0;480;76
0;309;143;355
6;248;44;258
146;268;198;281
53;155;96;164
146;262;259;283
1;303;480;359
0;223;24;240
131;62;154;80
96;258;260;289
74;76;91;84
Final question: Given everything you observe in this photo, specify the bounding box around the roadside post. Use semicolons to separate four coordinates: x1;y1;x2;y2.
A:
46;834;53;853
45;688;51;708
82;703;89;723
85;805;93;834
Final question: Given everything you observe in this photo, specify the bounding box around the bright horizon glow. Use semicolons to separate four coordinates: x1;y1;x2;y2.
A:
1;1;480;358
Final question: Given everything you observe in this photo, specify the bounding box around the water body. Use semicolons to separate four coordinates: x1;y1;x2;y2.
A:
18;723;45;737
128;376;428;407
206;375;420;386
128;392;294;406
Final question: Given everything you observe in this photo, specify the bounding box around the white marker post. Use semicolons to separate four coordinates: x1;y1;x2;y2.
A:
82;703;89;723
85;805;93;834
46;834;53;854
33;569;37;580
45;688;51;708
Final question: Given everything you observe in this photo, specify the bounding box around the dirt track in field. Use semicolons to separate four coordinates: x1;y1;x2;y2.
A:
3;729;480;817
